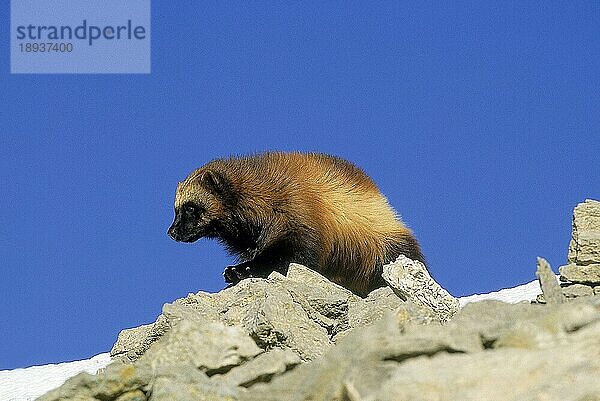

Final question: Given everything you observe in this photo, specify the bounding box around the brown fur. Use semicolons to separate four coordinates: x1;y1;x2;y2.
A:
168;152;425;296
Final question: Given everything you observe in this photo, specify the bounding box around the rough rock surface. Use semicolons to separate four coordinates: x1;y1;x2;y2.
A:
46;298;600;401
110;263;448;367
558;199;600;299
40;262;448;401
39;200;600;401
382;255;460;322
241;299;600;401
40;268;600;401
560;263;600;284
536;257;565;304
568;199;600;265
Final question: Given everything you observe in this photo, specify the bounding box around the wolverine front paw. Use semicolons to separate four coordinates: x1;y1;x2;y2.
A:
223;263;252;284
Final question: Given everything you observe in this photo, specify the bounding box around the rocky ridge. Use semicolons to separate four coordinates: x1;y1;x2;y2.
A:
561;199;600;296
39;199;600;401
536;199;600;303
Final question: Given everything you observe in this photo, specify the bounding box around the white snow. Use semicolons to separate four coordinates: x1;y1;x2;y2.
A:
0;352;111;401
0;279;543;401
458;278;542;307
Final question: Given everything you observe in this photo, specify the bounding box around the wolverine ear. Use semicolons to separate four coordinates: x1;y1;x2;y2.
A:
200;169;230;197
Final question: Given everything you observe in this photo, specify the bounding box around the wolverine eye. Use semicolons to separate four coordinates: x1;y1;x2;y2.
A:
184;204;197;215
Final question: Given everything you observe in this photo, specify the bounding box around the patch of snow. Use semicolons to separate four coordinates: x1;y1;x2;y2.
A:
0;279;546;401
458;278;542;307
0;353;112;401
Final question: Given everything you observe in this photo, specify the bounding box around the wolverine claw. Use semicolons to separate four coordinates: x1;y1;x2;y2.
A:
223;266;235;284
223;266;240;283
223;263;253;284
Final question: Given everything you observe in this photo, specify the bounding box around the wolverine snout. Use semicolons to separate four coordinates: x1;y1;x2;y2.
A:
167;223;180;241
168;219;202;243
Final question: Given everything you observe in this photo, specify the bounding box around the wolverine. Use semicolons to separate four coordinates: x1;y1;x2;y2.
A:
168;152;425;297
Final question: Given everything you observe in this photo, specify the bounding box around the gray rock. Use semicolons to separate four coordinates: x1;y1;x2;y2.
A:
561;283;595;298
40;199;600;401
149;378;205;401
382;255;459;322
268;265;358;338
213;348;301;388
239;312;469;401
284;263;358;301
134;320;247;401
570;199;600;232
161;291;221;324
572;232;600;265
110;323;156;360
38;362;154;401
209;276;332;361
141;320;262;375
240;281;331;361
110;266;353;364
143;358;239;401
110;314;171;363
372;335;600;401
148;375;238;401
559;199;600;294
536;257;565;304
108;261;449;367
114;390;146;401
111;291;221;363
215;278;277;327
568;199;600;265
449;300;542;345
559;263;600;285
42;268;600;401
41;320;254;401
241;298;600;401
491;302;600;349
345;287;438;335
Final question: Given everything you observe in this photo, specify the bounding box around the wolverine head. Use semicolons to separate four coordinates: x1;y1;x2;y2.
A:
167;168;231;243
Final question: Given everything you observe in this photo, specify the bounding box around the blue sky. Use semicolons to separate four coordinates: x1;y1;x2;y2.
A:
1;2;598;370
